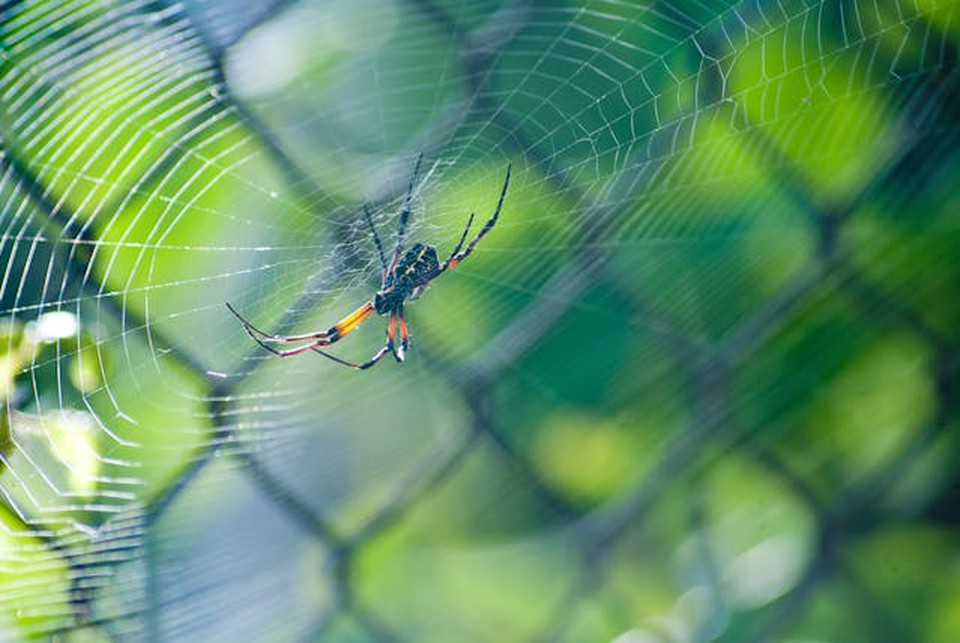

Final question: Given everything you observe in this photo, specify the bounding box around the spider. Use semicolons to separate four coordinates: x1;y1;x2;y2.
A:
226;155;512;370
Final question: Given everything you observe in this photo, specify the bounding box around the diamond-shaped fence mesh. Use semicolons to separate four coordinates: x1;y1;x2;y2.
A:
1;0;959;641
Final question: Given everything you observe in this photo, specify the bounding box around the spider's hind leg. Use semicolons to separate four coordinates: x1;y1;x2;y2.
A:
226;302;333;343
312;312;398;370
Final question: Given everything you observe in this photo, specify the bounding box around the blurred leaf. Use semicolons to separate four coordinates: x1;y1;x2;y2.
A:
532;410;648;505
358;525;573;642
705;454;815;609
807;332;934;480
0;507;72;636
851;524;960;636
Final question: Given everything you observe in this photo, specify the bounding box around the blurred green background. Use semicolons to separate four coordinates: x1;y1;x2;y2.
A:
1;0;959;641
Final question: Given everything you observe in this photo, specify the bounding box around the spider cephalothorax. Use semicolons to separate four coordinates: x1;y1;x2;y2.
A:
374;243;441;314
227;155;511;370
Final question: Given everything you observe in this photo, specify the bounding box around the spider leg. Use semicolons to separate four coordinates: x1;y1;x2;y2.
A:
442;163;511;270
312;345;392;370
229;301;375;355
312;313;397;370
227;302;334;343
396;306;409;362
391;152;424;272
362;204;389;279
331;301;377;339
247;334;335;358
387;309;401;362
444;212;475;266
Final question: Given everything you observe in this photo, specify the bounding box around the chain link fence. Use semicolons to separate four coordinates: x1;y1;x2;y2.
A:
1;0;959;641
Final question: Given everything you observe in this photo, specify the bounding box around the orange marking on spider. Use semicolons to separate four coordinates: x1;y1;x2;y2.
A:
334;301;375;337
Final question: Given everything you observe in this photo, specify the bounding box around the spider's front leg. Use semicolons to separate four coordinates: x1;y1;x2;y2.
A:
390;152;424;273
441;163;511;271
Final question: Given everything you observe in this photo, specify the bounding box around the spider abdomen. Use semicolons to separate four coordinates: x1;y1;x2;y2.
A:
397;243;442;286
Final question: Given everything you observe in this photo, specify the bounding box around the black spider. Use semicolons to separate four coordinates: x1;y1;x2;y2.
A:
226;155;512;370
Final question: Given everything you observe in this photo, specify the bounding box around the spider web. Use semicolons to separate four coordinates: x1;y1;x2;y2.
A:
1;0;958;640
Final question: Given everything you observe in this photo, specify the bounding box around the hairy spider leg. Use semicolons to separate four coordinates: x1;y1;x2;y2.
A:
313;312;397;370
227;302;336;343
396;306;409;362
227;300;375;357
390;152;424;274
388;305;403;362
445;212;475;264
442;163;511;271
334;301;377;337
363;204;389;281
246;335;337;358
